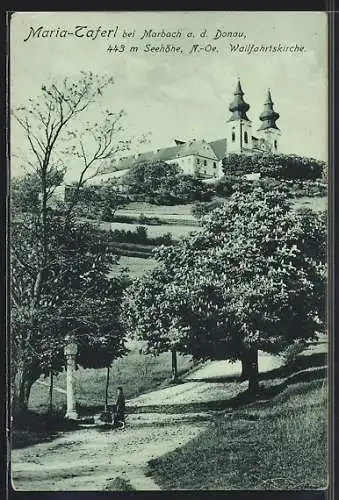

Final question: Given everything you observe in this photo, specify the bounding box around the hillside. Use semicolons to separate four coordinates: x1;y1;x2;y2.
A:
148;378;326;490
11;343;327;491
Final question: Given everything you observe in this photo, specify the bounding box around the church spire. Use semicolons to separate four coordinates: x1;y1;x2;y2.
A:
258;89;280;130
227;79;250;122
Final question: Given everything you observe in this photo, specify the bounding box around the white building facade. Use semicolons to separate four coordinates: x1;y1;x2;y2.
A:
58;79;282;196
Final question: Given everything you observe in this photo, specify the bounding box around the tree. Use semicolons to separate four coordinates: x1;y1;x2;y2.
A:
11;214;129;417
122;160;213;205
66;178;129;222
123;188;326;395
11;72;130;418
222;153;326;181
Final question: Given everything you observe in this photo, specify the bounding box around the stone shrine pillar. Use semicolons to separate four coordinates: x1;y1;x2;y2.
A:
64;335;78;420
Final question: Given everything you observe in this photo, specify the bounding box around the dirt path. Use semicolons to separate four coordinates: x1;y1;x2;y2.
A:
10;351;297;491
11;409;211;490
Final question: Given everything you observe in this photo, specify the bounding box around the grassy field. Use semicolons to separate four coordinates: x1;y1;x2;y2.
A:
117;202;195;217
105;195;327;280
99;221;198;239
118;197;327;216
115;255;158;278
29;349;195;415
98;196;326;243
293;196;327;212
148;378;327;490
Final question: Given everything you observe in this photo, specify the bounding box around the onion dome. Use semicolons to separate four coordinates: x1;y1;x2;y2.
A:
227;79;250;122
258;89;280;130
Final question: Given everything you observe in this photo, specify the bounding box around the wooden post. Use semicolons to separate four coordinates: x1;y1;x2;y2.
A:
49;371;53;414
105;365;110;411
171;348;178;383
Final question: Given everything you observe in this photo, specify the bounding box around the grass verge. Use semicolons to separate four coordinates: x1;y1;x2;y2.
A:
29;349;195;414
148;378;327;490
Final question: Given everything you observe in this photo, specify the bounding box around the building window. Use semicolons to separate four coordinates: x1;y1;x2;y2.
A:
204;160;207;166
213;162;217;168
232;131;236;142
244;131;248;144
274;139;278;149
197;158;200;164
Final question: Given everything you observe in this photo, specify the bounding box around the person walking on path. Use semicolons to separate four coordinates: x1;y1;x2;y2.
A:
113;386;126;429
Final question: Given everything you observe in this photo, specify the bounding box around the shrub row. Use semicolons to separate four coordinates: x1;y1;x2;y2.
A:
222;153;326;181
88;225;175;248
112;248;154;259
108;241;155;253
104;213;162;225
216;176;327;199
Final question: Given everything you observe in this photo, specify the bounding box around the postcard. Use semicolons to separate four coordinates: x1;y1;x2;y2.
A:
9;11;328;492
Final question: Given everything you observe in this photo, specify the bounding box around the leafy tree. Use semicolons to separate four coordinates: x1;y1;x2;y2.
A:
12;173;49;214
11;72;130;418
11;213;129;417
66;178;129;221
122;160;213;205
191;200;224;220
123;188;326;395
222;153;326;181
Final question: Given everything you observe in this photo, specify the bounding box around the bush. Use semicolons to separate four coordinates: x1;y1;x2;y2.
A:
103;226;175;247
110;214;139;224
154;232;174;246
138;213;161;225
216;176;260;198
222;153;326;181
135;225;148;241
122;161;213;205
191;200;225;219
280;340;307;368
104;477;135;491
216;176;327;199
109;242;155;253
215;176;235;197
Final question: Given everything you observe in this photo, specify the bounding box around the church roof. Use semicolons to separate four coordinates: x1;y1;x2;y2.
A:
227;79;251;122
209;138;227;160
258;89;280;131
101;139;219;174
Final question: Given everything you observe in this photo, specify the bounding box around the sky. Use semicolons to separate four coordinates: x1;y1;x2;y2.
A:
10;11;328;182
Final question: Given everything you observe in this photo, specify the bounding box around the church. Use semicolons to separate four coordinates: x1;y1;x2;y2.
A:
98;79;281;183
55;79;282;203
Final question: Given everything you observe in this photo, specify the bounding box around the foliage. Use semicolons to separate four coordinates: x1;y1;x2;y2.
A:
191;199;225;220
88;225;175;247
222;153;326;181
280;340;307;368
216;175;327;199
11;215;129;374
27;350;194;414
65;179;129;221
123;188;326;391
122;161;213;205
11;72;130;416
11;171;65;214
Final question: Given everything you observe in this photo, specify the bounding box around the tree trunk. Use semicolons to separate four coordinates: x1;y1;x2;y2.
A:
105;365;110;411
247;347;259;396
171;348;178;383
11;360;38;420
240;353;252;381
49;371;53;414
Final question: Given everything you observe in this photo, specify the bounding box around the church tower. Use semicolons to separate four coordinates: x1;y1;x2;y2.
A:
226;79;253;154
257;89;281;153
